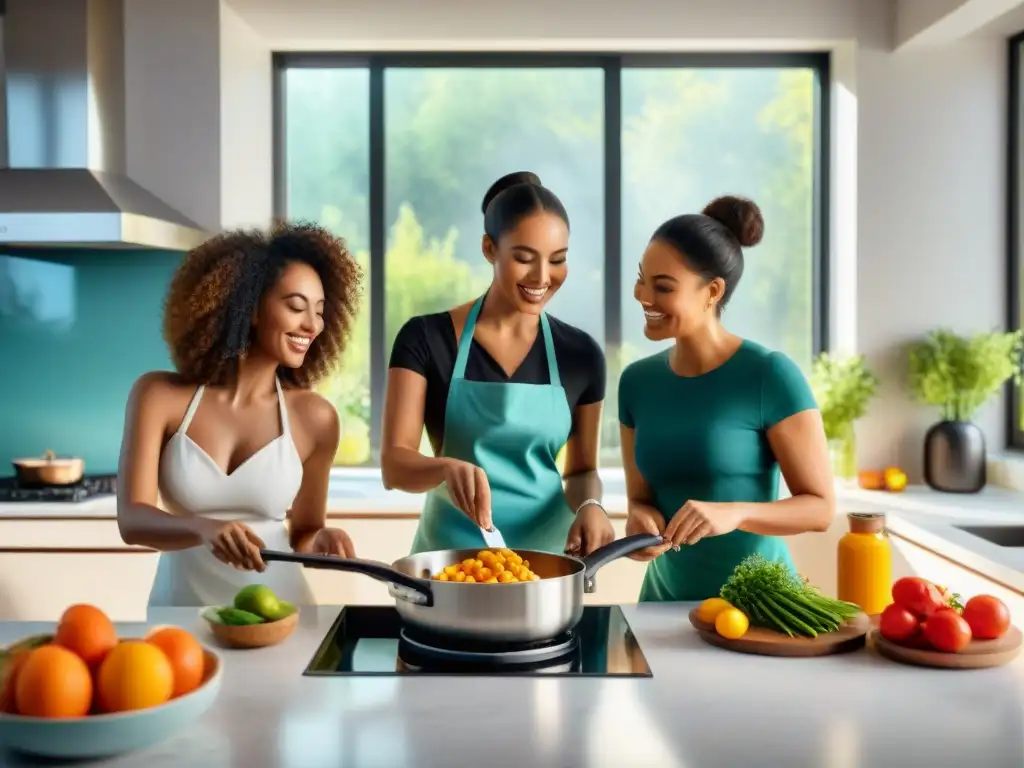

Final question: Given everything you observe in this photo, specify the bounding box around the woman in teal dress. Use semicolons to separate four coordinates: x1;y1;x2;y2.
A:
618;195;835;602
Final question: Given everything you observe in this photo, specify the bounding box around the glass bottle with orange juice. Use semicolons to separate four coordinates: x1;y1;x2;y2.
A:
837;512;892;615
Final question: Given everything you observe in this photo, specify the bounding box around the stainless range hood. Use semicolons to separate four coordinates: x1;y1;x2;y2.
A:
0;0;209;250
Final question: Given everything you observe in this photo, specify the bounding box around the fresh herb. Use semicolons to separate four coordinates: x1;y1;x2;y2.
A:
719;554;862;638
809;353;879;441
908;329;1024;422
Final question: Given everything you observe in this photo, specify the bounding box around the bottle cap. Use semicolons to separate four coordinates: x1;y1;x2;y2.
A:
847;511;886;534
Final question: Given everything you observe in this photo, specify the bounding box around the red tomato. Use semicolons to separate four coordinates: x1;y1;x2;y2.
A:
923;610;972;653
891;577;944;618
961;595;1011;640
879;604;920;642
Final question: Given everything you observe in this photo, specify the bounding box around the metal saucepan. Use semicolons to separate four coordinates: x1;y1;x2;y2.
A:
12;450;85;486
260;533;663;644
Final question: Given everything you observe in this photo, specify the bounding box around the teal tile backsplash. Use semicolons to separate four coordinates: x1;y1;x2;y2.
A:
0;249;184;476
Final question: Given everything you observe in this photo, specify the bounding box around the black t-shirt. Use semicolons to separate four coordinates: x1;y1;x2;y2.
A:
389;310;606;455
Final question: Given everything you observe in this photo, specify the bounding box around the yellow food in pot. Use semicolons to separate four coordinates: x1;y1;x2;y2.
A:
432;549;541;584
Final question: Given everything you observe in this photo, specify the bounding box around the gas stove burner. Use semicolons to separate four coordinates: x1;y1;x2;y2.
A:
0;474;118;503
398;627;579;668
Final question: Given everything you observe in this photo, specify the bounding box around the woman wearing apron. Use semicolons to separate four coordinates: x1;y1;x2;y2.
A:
619;195;834;601
117;222;362;609
382;172;614;556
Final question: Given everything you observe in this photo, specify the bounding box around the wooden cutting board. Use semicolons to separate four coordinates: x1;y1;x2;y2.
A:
870;624;1024;669
688;608;871;657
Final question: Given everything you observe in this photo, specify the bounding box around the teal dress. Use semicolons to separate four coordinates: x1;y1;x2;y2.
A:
410;296;575;554
617;340;818;602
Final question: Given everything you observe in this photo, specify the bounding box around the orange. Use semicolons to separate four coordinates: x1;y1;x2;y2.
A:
0;651;30;713
54;604;119;667
145;627;205;698
96;641;174;713
15;645;93;718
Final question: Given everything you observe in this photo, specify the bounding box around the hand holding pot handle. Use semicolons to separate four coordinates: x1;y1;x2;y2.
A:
259;549;434;606
580;534;667;593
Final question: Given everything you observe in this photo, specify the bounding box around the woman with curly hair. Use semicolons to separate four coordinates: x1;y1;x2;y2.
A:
117;222;363;608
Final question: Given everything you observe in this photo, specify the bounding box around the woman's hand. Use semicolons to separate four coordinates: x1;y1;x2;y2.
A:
565;504;615;556
198;520;267;572
442;459;493;530
663;501;744;548
310;527;357;558
624;506;671;561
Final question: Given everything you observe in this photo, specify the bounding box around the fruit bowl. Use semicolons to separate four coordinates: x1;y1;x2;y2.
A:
0;643;223;760
201;605;299;649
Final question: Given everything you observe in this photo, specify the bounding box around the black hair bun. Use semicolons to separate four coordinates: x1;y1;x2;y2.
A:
481;171;542;214
702;195;764;248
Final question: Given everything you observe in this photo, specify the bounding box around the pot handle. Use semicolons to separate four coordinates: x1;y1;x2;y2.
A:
259;550;434;607
580;534;665;593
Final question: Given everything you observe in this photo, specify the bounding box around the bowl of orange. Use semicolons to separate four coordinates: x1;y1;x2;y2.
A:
0;604;223;760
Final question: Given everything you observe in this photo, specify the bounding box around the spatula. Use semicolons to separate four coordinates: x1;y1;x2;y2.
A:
480;524;506;550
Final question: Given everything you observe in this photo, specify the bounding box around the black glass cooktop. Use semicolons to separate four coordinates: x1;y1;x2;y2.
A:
303;605;653;678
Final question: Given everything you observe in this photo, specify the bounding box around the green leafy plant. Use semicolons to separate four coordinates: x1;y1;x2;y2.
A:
908;329;1024;422
810;353;879;441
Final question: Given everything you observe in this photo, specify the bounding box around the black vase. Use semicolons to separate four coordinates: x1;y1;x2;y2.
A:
923;420;986;493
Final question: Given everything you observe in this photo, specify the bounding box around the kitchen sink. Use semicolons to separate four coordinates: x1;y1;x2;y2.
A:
955;525;1024;548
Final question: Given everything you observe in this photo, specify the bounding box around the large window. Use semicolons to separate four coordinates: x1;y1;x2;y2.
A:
1010;34;1024;450
275;54;830;468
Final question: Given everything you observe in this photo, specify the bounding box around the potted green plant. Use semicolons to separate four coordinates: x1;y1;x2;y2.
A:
908;328;1024;493
810;353;880;480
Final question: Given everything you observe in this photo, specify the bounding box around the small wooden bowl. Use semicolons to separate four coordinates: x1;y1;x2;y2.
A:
201;608;299;649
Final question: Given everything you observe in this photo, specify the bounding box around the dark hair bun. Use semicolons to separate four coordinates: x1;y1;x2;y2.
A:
702;195;764;248
481;171;542;214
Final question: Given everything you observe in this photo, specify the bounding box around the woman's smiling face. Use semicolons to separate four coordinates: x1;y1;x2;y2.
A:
633;238;725;341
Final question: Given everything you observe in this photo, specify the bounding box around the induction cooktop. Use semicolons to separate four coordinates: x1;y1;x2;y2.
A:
303;605;653;678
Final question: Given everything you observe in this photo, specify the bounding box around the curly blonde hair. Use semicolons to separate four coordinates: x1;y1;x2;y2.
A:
162;221;362;388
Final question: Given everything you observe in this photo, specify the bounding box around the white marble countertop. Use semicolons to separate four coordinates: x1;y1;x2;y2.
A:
2;604;1023;767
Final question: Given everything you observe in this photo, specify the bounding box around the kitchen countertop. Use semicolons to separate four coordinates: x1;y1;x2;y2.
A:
2;604;1023;768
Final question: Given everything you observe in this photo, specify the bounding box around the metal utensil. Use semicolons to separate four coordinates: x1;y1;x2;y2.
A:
480;525;506;549
260;534;663;644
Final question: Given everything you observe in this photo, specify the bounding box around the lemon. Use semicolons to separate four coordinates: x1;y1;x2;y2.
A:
715;608;750;640
696;597;733;625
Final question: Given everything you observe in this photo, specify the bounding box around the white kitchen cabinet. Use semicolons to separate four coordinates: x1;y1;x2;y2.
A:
0;552;158;623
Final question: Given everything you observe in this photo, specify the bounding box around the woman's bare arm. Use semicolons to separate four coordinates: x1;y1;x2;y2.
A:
620;424;671;560
117;373;212;550
620;425;665;528
380;368;452;492
562;402;604;511
288;396;343;552
735;409;835;535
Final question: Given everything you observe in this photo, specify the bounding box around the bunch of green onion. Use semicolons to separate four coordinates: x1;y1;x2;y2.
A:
719;554;862;638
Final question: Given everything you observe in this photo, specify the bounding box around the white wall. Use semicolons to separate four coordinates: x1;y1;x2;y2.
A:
120;0;1014;478
856;41;1008;478
220;4;274;230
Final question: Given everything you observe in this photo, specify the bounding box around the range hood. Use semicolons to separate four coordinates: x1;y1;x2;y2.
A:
0;0;209;250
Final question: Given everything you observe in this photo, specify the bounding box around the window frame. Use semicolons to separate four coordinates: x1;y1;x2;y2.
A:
1009;33;1024;451
272;51;833;465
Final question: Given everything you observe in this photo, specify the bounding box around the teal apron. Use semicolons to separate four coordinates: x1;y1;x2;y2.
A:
639;530;796;602
410;296;574;554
